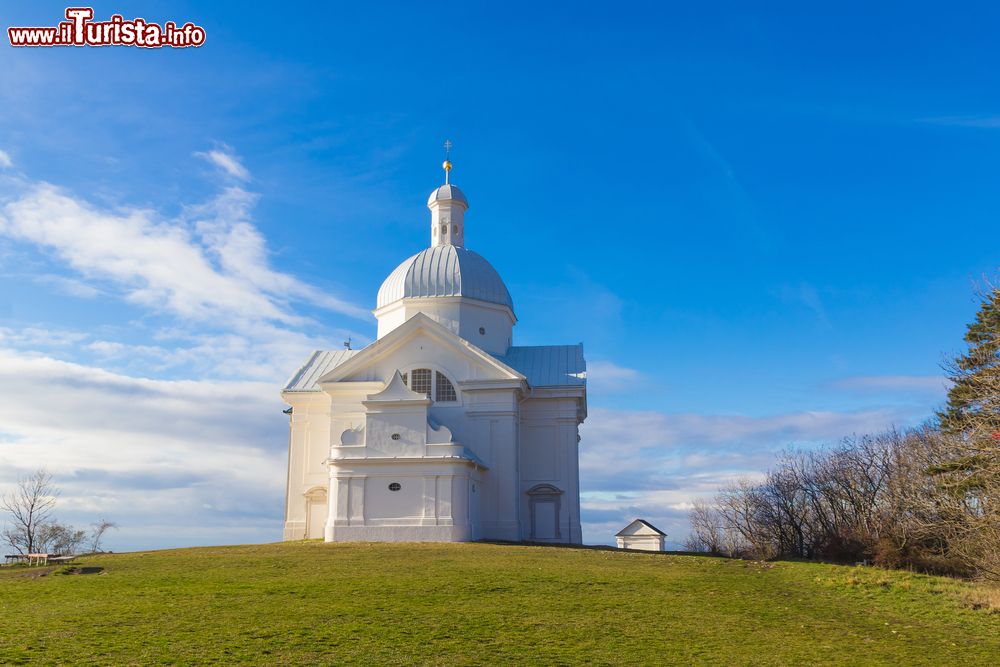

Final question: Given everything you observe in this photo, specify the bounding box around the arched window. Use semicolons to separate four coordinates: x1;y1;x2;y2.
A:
401;368;458;403
435;371;456;402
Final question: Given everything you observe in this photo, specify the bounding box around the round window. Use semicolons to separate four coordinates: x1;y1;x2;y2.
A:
388;482;401;491
478;327;486;335
391;433;401;440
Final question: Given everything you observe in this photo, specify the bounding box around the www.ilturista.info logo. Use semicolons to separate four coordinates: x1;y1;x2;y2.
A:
8;7;206;48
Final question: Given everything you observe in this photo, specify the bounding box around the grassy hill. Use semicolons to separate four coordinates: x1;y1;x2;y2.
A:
1;542;998;665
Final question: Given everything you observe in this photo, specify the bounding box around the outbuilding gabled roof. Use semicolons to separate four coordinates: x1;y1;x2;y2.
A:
615;519;667;537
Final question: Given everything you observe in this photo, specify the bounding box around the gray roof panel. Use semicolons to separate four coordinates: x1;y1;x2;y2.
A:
493;344;586;387
283;349;360;392
376;245;514;311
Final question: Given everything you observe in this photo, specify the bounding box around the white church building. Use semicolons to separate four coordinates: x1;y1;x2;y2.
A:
281;160;587;544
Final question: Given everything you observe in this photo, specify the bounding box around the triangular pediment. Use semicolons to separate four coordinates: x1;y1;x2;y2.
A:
317;313;525;386
615;519;666;537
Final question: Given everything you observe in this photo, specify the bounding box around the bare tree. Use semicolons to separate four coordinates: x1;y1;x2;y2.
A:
88;519;117;553
37;522;87;555
685;500;725;554
1;468;57;555
715;478;775;559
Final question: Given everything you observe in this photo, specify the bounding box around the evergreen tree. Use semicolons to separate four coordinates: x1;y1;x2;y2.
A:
931;284;1000;578
939;285;1000;438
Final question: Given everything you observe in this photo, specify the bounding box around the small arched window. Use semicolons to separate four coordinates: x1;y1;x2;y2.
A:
441;224;447;235
401;368;458;403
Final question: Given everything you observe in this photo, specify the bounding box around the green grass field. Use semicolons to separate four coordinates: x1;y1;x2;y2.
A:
1;541;998;665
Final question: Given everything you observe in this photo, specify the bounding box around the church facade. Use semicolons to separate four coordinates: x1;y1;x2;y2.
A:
281;165;586;543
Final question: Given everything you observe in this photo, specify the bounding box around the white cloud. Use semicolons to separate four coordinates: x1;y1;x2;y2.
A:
195;146;249;181
0;175;369;327
0;321;358;383
184;184;368;319
0;349;286;551
0;147;384;550
0;149;12;169
1;184;290;325
0;147;373;550
578;404;930;545
586;360;641;393
0;148;372;383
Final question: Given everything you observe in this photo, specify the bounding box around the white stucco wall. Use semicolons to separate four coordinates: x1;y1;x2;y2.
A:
519;393;583;543
616;535;665;551
282;319;585;545
374;298;514;355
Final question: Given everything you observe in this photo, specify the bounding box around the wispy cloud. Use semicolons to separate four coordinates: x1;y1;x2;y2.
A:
195;145;250;181
0;154;370;328
32;273;103;299
828;374;950;397
0;183;357;326
774;282;829;326
586;360;642;393
0;149;12;169
0;326;89;349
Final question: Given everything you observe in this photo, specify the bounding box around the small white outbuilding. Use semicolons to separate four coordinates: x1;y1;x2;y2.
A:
616;519;667;551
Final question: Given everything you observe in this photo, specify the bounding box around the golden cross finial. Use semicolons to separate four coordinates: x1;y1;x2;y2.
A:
443;139;453;184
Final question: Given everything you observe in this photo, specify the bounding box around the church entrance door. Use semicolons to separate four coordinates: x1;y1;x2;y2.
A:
526;484;563;541
304;487;328;539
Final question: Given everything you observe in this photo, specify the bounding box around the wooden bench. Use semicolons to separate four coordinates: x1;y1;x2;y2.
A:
3;553;75;566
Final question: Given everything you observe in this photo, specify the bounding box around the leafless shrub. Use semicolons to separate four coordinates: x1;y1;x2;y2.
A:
690;428;988;576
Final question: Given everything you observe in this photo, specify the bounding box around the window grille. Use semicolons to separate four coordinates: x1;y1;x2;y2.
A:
410;368;432;397
435;371;457;402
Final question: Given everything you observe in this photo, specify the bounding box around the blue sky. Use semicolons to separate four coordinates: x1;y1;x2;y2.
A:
0;2;997;549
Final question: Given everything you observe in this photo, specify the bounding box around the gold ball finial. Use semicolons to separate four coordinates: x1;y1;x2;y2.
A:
442;140;454;183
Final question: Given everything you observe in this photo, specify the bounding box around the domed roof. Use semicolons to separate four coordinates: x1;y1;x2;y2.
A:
377;245;513;310
427;184;468;207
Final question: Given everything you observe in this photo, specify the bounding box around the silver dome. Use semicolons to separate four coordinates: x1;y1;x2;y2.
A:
376;245;513;311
